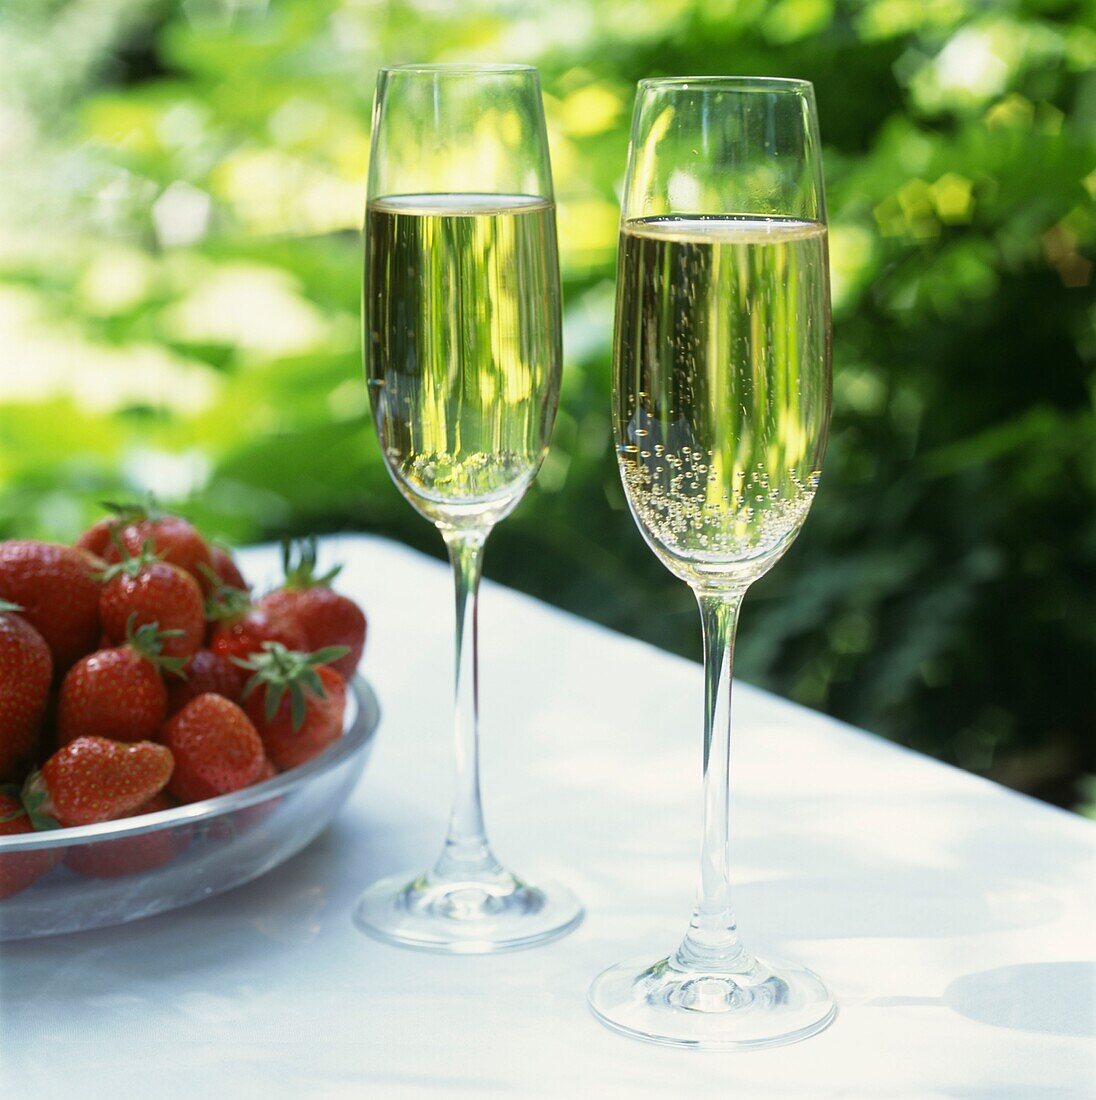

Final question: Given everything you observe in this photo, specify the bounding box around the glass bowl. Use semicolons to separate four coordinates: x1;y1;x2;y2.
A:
0;676;380;941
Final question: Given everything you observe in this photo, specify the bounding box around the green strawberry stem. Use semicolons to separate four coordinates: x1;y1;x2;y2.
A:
235;641;350;730
98;537;165;583
101;492;163;524
126;614;188;678
202;570;252;622
18;773;61;831
280;536;342;590
0;599;24;614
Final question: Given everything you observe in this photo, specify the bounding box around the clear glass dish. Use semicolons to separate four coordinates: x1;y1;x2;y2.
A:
0;676;380;941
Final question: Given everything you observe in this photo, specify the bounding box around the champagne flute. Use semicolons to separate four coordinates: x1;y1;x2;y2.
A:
588;77;835;1047
354;64;582;952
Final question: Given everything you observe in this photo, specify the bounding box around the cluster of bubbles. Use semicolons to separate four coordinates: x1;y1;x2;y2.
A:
396;448;535;504
619;442;818;563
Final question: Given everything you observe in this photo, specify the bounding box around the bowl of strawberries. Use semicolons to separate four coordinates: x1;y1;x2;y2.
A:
0;504;378;941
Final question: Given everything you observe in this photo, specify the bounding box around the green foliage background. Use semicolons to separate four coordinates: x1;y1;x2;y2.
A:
0;0;1093;808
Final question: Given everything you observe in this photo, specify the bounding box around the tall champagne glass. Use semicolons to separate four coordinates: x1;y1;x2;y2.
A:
589;77;835;1046
355;64;582;952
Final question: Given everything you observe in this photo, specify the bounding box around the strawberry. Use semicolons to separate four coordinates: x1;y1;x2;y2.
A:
206;753;281;840
238;756;283;833
167;648;243;713
99;545;204;660
0;540;102;671
239;643;348;770
76;517;122;558
76;499;154;558
207;580;308;663
89;499;213;592
162;694;265;803
57;621;184;745
66;793;186;878
209;545;249;592
120;516;212;591
0;792;56;899
21;736;173;827
260;538;366;681
0;601;53;783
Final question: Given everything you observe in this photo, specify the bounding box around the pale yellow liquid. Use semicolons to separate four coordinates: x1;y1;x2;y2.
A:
614;216;831;587
365;194;562;529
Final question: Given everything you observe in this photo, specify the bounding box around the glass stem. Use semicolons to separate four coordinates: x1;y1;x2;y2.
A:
675;588;748;973
433;528;503;883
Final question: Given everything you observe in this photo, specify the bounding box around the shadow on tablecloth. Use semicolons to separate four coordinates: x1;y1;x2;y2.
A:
944;961;1096;1038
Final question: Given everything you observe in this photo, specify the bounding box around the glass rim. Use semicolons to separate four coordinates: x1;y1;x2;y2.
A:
378;62;538;76
637;75;814;93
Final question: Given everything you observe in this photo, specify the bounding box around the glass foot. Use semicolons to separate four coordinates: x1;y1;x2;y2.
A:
353;868;583;953
588;950;836;1049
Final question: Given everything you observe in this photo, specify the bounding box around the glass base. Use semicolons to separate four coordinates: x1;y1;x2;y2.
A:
588;950;836;1049
353;869;583;953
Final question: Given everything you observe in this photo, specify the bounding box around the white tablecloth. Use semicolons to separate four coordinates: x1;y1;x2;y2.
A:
2;535;1094;1098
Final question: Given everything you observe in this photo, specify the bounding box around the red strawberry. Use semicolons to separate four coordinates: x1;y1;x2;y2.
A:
99;546;204;660
255;757;278;783
76;517;121;558
207;580;308;663
209;545;249;592
0;601;53;783
260;538;366;681
90;499;214;591
120;515;212;591
22;736;173;827
162;694;265;803
0;540;102;671
239;644;348;770
76;499;152;558
167;648;244;713
206;753;280;840
0;793;56;899
66;793;186;878
57;622;184;745
238;756;283;833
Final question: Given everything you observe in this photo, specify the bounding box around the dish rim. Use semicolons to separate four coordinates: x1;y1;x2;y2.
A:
0;675;380;853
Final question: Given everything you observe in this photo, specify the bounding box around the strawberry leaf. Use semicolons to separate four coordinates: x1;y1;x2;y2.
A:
102;500;149;524
103;492;163;524
234;641;341;731
307;646;351;668
280;536;342;590
289;682;307;730
18;773;61;831
301;668;325;699
264;680;288;722
197;562;221;586
98;538;165;583
204;578;252;622
126;616;188;677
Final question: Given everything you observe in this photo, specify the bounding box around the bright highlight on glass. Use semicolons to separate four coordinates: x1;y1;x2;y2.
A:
355;64;582;952
589;76;836;1048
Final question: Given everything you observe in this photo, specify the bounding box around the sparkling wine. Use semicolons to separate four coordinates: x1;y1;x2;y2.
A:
365;193;562;529
614;215;831;587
